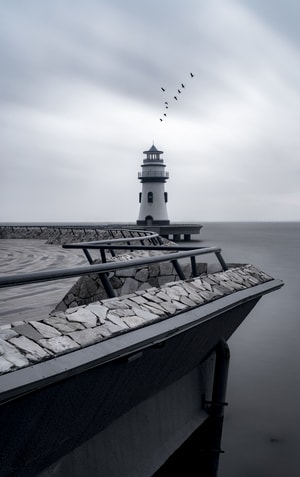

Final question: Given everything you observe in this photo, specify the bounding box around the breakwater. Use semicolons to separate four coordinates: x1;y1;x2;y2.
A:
0;222;203;242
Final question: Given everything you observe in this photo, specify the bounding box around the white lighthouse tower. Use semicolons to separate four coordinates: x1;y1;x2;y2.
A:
137;144;170;225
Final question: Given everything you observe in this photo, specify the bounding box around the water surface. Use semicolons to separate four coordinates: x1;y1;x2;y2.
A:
193;222;300;477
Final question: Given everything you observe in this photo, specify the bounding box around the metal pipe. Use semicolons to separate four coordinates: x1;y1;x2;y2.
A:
171;259;186;280
0;247;225;289
202;339;230;476
215;252;228;271
83;249;93;265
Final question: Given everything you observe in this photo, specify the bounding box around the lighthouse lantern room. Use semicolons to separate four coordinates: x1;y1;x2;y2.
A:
137;144;170;225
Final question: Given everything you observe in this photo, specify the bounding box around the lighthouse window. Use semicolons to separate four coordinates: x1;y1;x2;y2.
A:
139;192;142;203
148;192;153;203
164;192;168;203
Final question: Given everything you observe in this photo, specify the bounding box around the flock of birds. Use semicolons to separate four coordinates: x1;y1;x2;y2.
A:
159;72;194;122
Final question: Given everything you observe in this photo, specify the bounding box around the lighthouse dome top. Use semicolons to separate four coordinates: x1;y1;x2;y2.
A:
143;144;164;162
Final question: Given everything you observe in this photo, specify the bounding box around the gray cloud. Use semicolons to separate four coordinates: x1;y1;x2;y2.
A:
0;0;299;222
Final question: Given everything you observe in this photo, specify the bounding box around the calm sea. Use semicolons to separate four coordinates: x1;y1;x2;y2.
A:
191;222;300;477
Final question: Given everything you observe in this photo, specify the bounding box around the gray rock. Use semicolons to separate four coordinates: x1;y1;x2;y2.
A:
0;338;29;368
98;321;123;337
66;308;97;328
0;328;18;340
9;336;49;361
30;321;61;338
13;323;44;342
159;301;178;314
87;303;108;323
0;357;13;373
180;295;198;307
128;295;147;305
141;302;166;316
132;306;158;321
68;328;103;347
159;262;174;276
107;312;129;329
39;336;80;354
43;316;84;333
120;277;139;295
123;315;145;328
135;268;149;282
115;267;135;278
0;324;12;330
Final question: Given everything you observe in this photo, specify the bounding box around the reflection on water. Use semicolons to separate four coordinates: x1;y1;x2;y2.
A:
191;222;300;477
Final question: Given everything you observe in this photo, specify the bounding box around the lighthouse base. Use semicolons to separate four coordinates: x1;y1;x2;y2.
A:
136;219;170;226
134;222;203;241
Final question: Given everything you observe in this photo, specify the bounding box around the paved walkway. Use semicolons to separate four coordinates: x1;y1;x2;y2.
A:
0;240;87;324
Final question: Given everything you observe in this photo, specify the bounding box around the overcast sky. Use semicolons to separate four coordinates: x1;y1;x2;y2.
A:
1;0;299;223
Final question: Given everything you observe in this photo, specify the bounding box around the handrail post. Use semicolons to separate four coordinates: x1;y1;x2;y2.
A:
190;256;198;277
83;249;93;264
99;273;116;298
171;259;186;280
215;252;228;271
100;249;107;263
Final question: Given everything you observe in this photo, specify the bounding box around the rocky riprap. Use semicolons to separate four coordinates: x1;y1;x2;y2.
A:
0;264;272;376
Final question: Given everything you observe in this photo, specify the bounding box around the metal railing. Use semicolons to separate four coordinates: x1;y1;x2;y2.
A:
0;239;228;298
138;171;169;179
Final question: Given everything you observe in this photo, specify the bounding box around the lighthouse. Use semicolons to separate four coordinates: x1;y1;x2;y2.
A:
137;144;170;226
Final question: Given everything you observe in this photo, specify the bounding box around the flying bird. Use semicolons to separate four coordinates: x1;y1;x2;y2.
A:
165;101;168;104
178;89;181;94
160;118;163;122
165;106;168;109
174;96;178;100
181;83;185;88
164;113;167;117
161;87;166;91
190;72;194;77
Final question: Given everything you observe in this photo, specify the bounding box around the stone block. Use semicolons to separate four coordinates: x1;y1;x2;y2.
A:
141;303;166;316
0;338;30;368
30;321;61;339
0;324;12;330
143;292;162;304
123;315;145;328
131;306;158;321
87;303;108;323
115;267;135;278
159;262;174;276
149;263;160;278
171;300;188;310
39;336;80;354
180;295;198;307
98;321;123;337
67;328;103;347
107;312;129;329
156;291;172;302
135;268;149;282
9;336;49;361
162;287;182;301
128;295;148;305
137;282;151;292
159;301;178;314
12;324;44;342
43;316;85;333
0;357;13;373
102;299;129;310
0;328;18;340
120;277;139;295
66;308;97;328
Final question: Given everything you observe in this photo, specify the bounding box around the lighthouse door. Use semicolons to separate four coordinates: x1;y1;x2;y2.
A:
145;215;153;225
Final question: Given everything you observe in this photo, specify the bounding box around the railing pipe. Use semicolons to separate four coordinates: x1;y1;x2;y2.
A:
0;247;225;289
